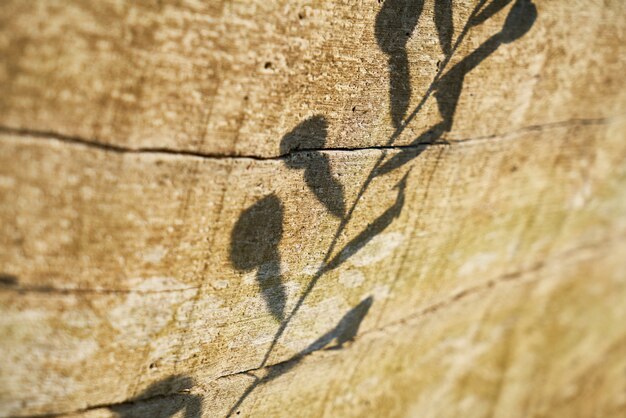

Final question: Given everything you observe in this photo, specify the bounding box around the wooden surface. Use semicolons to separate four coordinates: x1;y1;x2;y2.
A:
1;1;625;417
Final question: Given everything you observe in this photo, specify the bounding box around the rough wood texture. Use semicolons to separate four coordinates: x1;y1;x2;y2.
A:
1;1;625;417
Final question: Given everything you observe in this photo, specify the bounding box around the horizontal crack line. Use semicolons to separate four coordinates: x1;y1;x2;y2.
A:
360;233;625;338
0;283;200;295
0;115;621;162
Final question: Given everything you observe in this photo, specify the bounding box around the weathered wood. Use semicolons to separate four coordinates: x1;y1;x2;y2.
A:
1;0;625;417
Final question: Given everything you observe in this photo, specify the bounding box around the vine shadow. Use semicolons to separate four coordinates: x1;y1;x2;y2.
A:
226;296;374;417
225;0;538;415
376;0;537;176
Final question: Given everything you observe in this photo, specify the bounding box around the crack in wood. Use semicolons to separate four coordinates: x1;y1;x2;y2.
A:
0;116;621;163
0;284;200;295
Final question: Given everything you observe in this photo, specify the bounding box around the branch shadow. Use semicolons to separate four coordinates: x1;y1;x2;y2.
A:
325;170;410;272
226;296;374;417
376;0;537;176
225;1;538;415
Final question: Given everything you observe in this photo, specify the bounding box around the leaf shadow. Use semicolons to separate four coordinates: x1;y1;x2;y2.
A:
375;0;426;128
112;375;202;418
434;0;454;57
281;116;346;219
471;0;514;27
434;0;537;132
230;194;287;322
303;295;374;352
375;0;537;177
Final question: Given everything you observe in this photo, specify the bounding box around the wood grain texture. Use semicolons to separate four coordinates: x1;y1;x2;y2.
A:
1;0;625;417
61;242;626;418
0;1;624;156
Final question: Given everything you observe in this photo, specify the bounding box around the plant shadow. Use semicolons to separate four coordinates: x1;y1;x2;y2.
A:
112;375;202;418
226;296;374;417
280;115;346;219
230;194;287;322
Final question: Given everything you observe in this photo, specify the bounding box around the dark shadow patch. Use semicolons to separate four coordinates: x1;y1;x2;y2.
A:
375;0;426;128
231;194;287;322
0;273;18;287
434;0;454;57
112;375;201;418
281;116;346;219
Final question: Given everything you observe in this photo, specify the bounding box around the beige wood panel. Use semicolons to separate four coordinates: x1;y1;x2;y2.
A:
1;114;625;415
1;0;626;416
